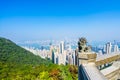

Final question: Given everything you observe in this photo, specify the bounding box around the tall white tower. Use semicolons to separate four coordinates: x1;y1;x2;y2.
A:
106;42;112;54
59;41;65;54
114;44;119;52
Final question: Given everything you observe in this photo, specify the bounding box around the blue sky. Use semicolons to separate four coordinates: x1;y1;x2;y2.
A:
0;0;120;42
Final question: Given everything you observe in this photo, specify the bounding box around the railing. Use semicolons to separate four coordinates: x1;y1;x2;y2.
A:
78;52;120;80
96;53;120;66
78;65;90;80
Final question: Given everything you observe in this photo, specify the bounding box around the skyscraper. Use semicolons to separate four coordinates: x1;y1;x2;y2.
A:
59;41;65;54
103;45;106;54
52;51;54;63
68;54;73;65
114;44;119;52
106;42;112;54
75;49;78;66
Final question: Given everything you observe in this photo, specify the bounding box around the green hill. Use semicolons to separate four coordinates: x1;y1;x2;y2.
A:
0;37;52;65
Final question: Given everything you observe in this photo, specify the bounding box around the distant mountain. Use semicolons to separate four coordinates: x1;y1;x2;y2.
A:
0;37;52;65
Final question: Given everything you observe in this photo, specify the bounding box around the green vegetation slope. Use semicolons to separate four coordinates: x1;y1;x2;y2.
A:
0;37;52;65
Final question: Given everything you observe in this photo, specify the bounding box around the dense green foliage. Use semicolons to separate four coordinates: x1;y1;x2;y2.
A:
0;62;78;80
0;37;78;80
0;37;52;65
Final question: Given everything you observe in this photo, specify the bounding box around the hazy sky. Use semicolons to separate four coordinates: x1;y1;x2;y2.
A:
0;0;120;42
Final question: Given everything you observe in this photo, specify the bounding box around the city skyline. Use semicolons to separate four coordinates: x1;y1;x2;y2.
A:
0;0;120;42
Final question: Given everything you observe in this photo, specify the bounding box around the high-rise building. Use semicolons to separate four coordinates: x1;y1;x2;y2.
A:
57;53;66;65
106;42;112;54
52;51;54;63
54;52;58;64
98;50;103;55
67;51;75;65
103;45;106;54
68;55;73;65
53;52;66;65
72;51;76;65
59;41;65;54
75;49;78;65
50;45;54;60
114;44;119;52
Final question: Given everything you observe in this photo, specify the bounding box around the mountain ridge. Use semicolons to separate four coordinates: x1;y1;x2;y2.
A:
0;37;52;65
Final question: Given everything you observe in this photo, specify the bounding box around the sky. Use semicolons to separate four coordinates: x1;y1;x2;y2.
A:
0;0;120;42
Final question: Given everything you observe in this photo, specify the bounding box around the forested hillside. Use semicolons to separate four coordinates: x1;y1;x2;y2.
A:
0;37;52;65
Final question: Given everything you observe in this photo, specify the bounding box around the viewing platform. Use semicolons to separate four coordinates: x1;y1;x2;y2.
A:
78;52;120;80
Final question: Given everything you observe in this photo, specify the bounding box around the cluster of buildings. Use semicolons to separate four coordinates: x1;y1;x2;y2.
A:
93;42;119;55
22;40;120;65
22;41;77;65
23;47;50;59
50;41;76;65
